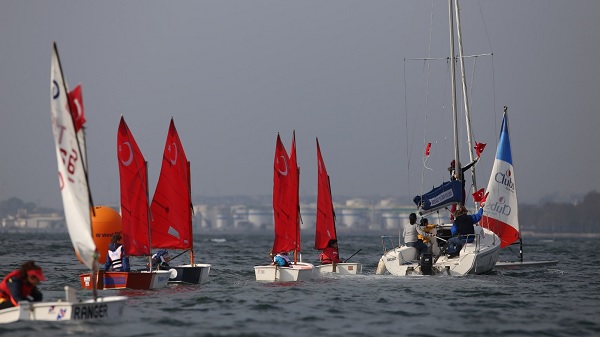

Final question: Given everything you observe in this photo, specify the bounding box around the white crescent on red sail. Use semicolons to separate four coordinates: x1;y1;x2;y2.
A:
271;133;299;255
117;117;151;256
150;119;193;250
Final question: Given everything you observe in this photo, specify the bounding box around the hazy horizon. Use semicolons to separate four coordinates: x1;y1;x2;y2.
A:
1;1;599;210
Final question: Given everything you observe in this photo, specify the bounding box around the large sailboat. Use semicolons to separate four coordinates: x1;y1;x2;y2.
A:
80;117;171;290
376;0;500;276
0;43;126;324
313;138;362;276
482;108;558;269
150;118;211;284
254;132;314;282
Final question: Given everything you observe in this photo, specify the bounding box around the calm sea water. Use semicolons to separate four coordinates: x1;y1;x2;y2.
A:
0;231;598;337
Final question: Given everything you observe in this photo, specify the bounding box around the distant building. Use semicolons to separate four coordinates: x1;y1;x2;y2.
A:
189;196;427;233
1;211;65;232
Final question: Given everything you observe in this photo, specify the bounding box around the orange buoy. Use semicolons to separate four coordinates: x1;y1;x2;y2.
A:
91;206;122;264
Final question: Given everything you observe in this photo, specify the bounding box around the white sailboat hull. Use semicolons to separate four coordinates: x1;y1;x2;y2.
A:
313;263;362;277
0;286;126;324
378;226;501;276
254;262;314;282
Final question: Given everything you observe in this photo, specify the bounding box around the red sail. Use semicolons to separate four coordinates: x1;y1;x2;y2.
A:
315;138;337;250
150;119;193;250
288;132;301;253
271;134;297;254
117;116;150;256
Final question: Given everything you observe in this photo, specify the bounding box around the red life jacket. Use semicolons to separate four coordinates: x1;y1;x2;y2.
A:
319;247;341;264
0;270;35;307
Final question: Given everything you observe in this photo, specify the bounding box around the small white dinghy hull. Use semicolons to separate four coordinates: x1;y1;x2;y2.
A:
168;264;211;284
313;263;362;277
254;263;314;282
0;286;127;324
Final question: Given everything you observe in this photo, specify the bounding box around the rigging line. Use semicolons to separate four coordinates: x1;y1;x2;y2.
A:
420;58;430;196
491;55;499;143
419;0;436;199
402;59;411;199
406;56;449;61
476;0;494;55
406;54;491;62
466;56;478;146
477;0;499;145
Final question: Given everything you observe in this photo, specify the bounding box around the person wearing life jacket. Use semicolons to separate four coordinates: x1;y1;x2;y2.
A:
150;249;171;270
418;218;437;245
0;260;45;309
319;239;342;264
273;251;293;267
446;205;484;257
104;233;130;272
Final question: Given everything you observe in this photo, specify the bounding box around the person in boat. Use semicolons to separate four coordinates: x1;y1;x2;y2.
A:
272;251;293;267
0;260;45;309
404;213;428;258
446;205;484;257
448;158;478;220
418;218;437;249
150;249;172;270
318;239;342;265
104;233;130;272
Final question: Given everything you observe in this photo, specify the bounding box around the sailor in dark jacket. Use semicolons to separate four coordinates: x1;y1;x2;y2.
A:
446;206;484;256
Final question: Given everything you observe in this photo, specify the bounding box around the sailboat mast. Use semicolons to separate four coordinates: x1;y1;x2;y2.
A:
295;165;301;264
52;43;98;300
454;0;478;195
145;161;153;270
449;0;461;204
187;160;195;265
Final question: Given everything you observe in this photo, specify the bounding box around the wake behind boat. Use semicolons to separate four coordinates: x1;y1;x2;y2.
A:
149;119;211;284
255;132;314;282
313;138;361;277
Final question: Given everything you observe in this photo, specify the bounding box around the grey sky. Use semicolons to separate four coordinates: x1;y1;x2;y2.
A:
1;1;599;209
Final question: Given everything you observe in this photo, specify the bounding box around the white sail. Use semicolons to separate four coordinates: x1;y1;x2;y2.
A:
50;43;97;269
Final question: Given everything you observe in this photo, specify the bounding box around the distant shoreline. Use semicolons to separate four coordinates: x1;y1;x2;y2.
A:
2;228;599;239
